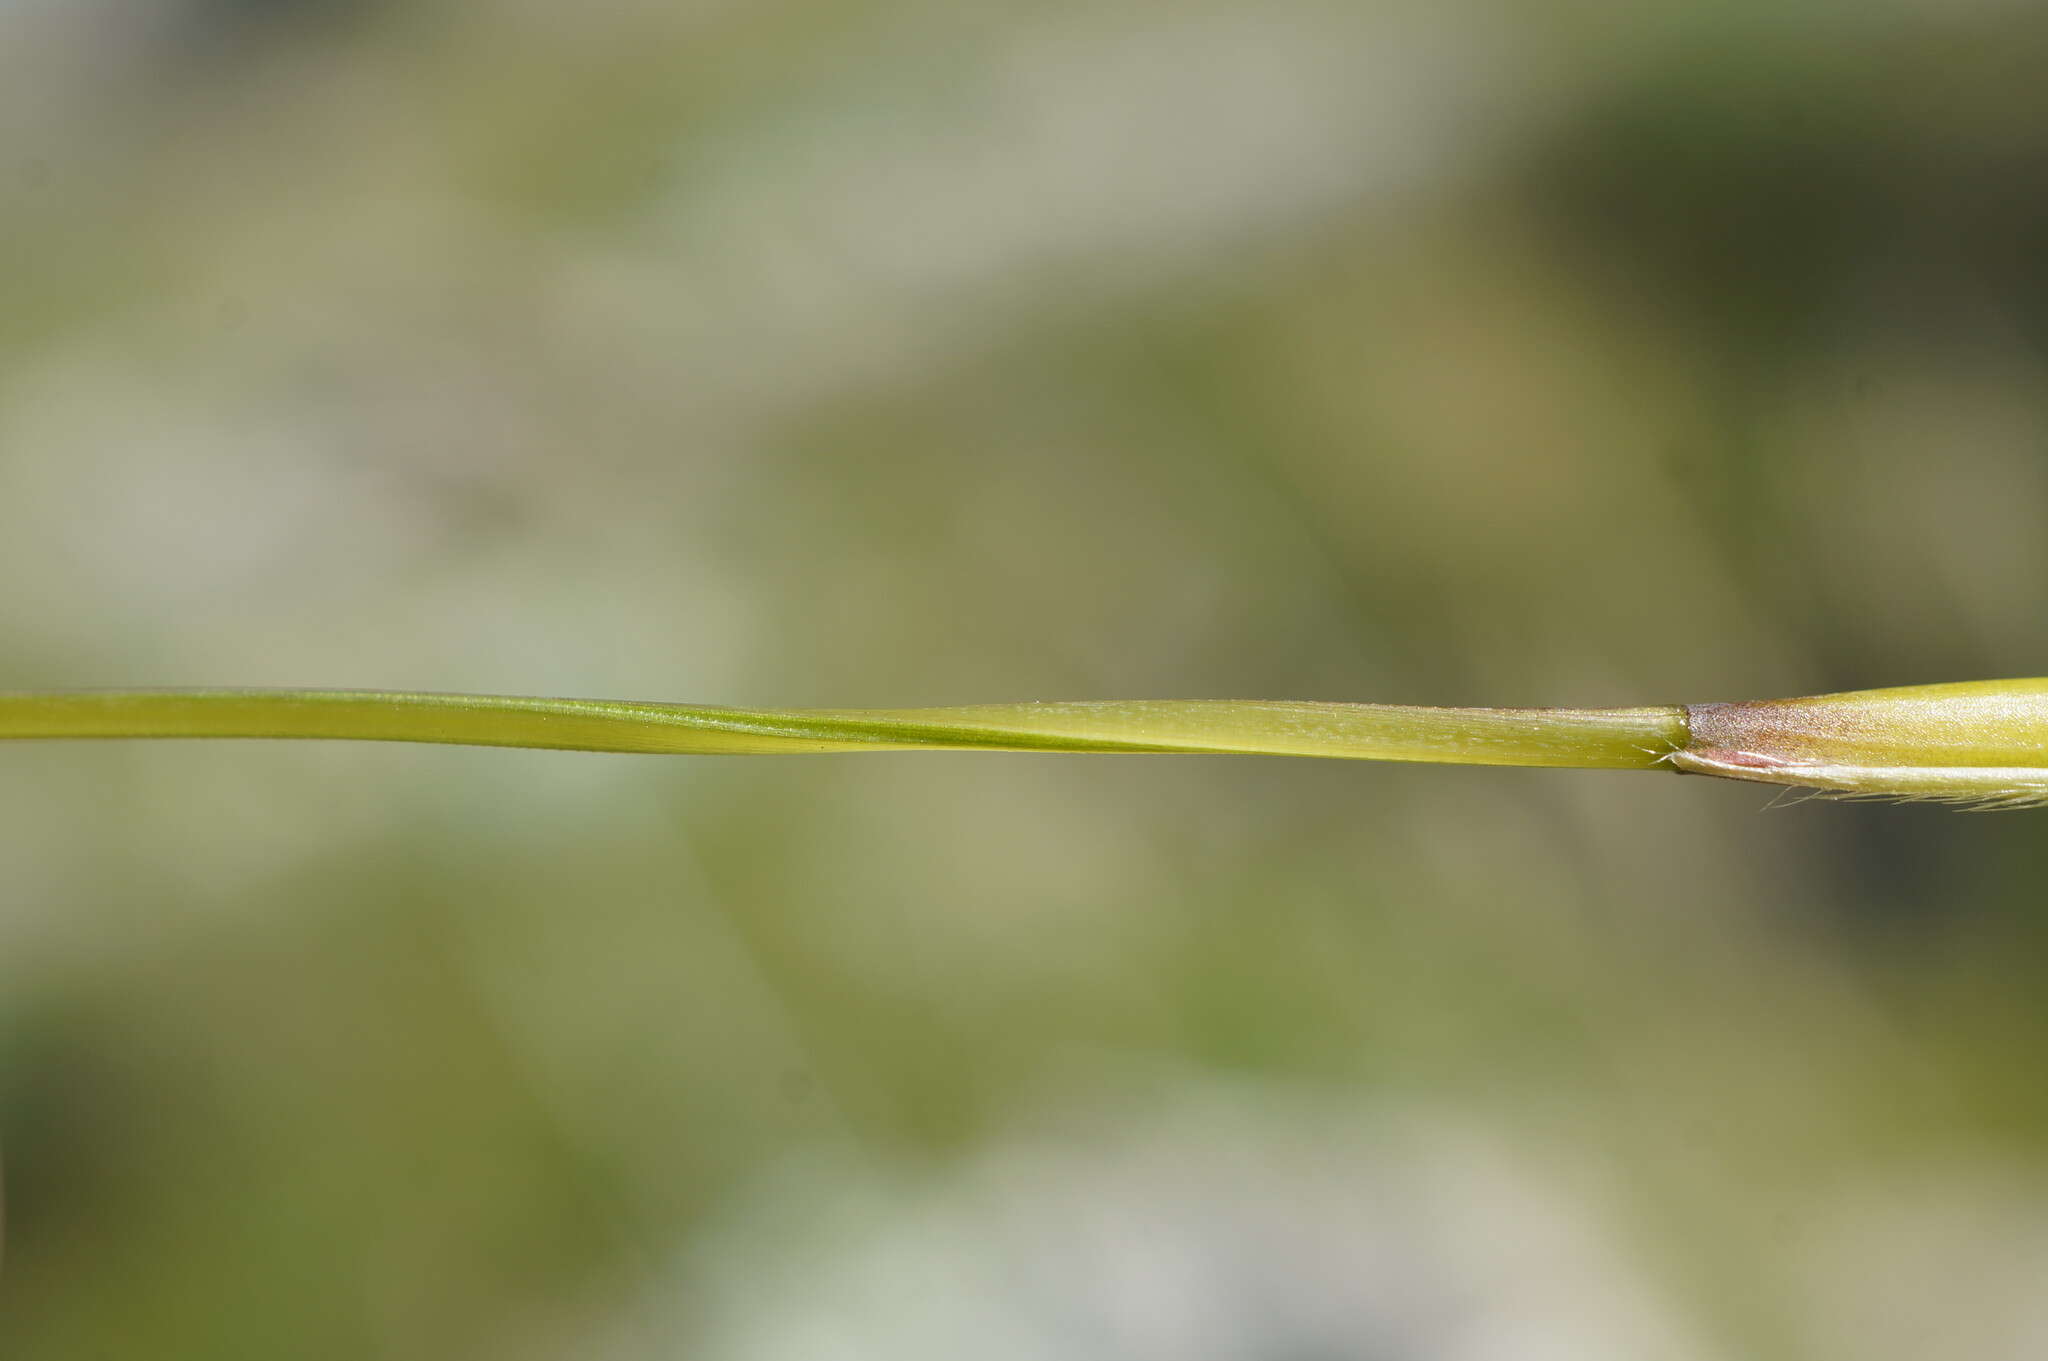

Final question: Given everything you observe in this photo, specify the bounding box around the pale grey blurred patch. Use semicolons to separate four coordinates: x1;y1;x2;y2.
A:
1793;1163;2048;1361
624;6;1512;412
610;1081;1721;1361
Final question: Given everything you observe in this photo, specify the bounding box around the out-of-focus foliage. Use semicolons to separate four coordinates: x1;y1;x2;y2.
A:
5;3;2048;1358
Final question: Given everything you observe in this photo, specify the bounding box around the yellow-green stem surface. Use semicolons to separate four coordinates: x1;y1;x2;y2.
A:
0;689;1684;767
7;681;2048;805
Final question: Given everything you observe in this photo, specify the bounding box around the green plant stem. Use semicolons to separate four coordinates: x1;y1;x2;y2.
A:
0;689;1683;765
6;680;2048;805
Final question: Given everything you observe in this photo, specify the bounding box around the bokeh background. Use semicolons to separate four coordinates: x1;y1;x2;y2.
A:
6;2;2048;1357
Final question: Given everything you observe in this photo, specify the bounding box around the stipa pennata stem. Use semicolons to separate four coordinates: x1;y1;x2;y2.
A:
0;679;2045;808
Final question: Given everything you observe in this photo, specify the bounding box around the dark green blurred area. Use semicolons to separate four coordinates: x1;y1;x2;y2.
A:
6;2;2048;1357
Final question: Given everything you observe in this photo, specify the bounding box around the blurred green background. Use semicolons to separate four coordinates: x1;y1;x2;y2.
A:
6;2;2048;1357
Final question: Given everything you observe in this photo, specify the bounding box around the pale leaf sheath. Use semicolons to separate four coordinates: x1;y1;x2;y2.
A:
1674;679;2048;807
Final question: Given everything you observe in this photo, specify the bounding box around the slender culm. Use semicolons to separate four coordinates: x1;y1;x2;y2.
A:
3;680;2046;807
